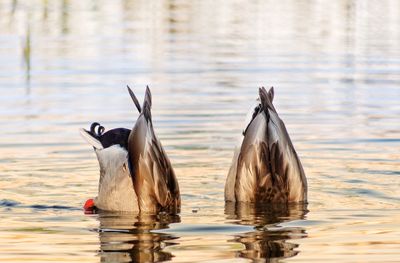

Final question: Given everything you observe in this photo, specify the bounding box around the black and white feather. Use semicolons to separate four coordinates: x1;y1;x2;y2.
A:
79;123;138;212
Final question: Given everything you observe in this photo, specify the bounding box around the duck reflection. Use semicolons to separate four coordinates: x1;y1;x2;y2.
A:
225;202;308;261
96;212;180;263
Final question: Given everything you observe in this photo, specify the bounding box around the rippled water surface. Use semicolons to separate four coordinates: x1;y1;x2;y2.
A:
1;1;399;262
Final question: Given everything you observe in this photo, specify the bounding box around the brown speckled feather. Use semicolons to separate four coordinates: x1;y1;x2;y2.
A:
225;87;307;203
127;86;180;213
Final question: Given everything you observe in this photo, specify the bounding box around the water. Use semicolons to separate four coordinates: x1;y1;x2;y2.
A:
0;0;399;262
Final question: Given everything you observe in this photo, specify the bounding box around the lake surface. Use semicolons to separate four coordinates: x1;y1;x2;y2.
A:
0;1;399;262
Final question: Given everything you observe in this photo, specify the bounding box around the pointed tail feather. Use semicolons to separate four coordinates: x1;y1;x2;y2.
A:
259;86;276;112
268;86;274;102
127;85;142;113
144;85;152;107
142;85;152;120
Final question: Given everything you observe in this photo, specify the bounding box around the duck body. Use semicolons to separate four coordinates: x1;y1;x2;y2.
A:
94;143;138;212
127;87;180;213
225;87;307;203
80;86;180;213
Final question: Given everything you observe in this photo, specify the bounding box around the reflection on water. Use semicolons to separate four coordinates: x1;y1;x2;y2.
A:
97;212;180;263
226;202;308;262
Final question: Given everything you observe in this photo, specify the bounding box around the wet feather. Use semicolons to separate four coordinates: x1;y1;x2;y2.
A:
225;87;307;203
127;86;180;213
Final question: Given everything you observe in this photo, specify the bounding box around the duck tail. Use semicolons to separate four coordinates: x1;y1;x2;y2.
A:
142;85;152;120
259;86;276;112
127;85;142;113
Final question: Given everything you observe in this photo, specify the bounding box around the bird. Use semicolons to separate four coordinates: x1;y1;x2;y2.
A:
126;86;180;213
225;87;307;203
79;122;138;212
80;86;180;213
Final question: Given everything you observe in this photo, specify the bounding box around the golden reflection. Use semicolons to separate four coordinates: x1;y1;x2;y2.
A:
96;212;180;263
225;202;308;261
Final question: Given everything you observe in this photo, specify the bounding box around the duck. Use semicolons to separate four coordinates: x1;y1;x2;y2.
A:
225;87;307;203
80;86;180;213
80;122;137;212
127;86;180;213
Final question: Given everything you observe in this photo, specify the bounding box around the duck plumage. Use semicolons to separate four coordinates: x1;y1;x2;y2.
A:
127;86;180;213
80;123;139;212
80;86;180;213
225;87;307;203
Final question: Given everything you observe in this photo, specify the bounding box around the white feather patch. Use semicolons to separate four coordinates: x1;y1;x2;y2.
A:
79;128;104;149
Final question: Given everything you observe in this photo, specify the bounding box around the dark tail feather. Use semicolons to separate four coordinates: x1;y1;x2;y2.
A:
142;85;152;120
127;85;142;113
144;85;152;107
268;86;274;102
259;86;276;112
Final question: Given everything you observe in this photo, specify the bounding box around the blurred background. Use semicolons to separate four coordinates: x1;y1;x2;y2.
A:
0;1;399;262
